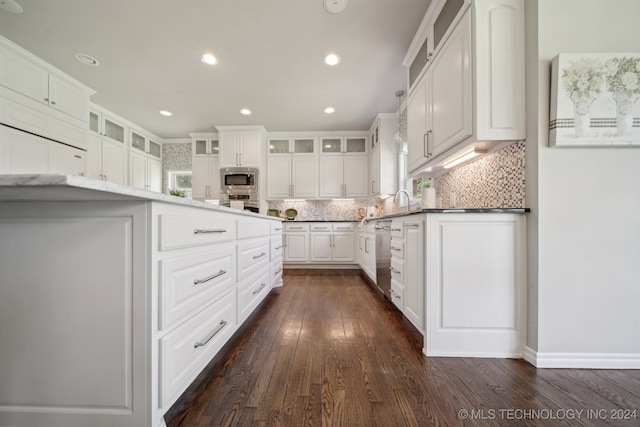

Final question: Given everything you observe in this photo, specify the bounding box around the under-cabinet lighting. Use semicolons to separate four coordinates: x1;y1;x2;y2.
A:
443;148;485;169
284;199;306;202
332;198;354;201
380;194;392;199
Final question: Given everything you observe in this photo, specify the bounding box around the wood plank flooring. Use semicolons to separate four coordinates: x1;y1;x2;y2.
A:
165;269;640;426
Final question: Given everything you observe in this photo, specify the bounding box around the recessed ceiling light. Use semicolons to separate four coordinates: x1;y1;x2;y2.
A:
0;0;22;13
75;53;99;66
159;110;173;117
200;53;218;65
324;53;341;66
323;0;347;14
324;107;335;114
240;108;252;115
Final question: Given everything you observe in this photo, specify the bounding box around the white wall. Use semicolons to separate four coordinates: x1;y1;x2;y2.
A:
528;0;640;367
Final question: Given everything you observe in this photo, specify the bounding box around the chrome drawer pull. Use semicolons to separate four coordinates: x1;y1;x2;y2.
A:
275;268;282;275
194;320;228;348
289;227;303;230
389;267;401;274
275;245;283;250
253;283;267;295
404;223;420;228
390;228;402;232
393;293;401;300
193;269;227;285
391;247;401;251
253;252;266;260
275;227;282;231
193;229;227;234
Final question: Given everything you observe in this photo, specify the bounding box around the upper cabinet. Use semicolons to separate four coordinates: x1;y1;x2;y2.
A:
218;126;265;167
0;36;94;124
368;114;397;197
320;137;366;155
267;137;317;199
404;0;525;175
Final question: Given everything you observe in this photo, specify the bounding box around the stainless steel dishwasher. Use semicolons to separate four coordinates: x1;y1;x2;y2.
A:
375;219;391;300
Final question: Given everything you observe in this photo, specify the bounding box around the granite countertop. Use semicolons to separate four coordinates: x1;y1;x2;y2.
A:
371;207;531;220
0;174;280;221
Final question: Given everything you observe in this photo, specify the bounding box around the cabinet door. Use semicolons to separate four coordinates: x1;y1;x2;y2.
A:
369;145;380;196
403;221;424;332
407;76;430;173
192;156;212;199
333;233;354;262
102;139;127;185
267;156;292;199
148;158;162;192
284;233;308;262
309;233;332;262
0;46;49;105
85;134;102;180
291;156;316;198
208;156;220;199
319;156;343;197
49;143;86;176
431;11;472;157
129;151;147;190
239;132;260;166
2;128;49;173
48;74;90;122
219;132;239;166
343;155;368;198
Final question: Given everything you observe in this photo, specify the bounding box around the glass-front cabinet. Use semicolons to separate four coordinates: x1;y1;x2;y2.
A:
268;138;317;154
194;137;219;155
320;137;366;154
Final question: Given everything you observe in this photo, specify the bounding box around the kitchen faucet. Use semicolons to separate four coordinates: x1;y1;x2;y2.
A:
394;189;411;213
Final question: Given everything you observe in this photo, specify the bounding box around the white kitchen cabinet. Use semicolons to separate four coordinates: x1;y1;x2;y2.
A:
425;213;526;358
129;129;162;192
368;114;397;197
402;220;424;332
218;128;264;167
130;150;162;192
267;138;317;199
406;0;524;175
319;155;368;198
320;136;366;154
309;223;355;263
190;133;221;200
0;124;86;176
283;222;309;263
86;132;128;185
0;36;93;123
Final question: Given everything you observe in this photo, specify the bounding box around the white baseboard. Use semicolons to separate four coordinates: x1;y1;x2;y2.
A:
422;348;523;359
524;346;640;369
283;263;360;270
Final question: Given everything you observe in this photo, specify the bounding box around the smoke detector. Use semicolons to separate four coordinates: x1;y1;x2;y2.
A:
0;0;22;13
323;0;347;14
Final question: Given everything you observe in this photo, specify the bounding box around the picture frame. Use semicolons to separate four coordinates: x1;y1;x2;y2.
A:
549;53;640;147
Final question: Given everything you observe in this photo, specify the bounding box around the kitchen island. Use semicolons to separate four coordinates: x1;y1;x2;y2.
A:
0;175;283;427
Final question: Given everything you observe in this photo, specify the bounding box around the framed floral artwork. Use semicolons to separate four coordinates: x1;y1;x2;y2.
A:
549;53;640;147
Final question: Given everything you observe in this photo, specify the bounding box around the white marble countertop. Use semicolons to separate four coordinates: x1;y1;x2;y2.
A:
0;174;280;220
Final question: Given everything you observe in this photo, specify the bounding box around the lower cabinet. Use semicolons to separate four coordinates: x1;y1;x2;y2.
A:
309;223;355;262
358;222;376;283
400;220;424;333
0;198;282;427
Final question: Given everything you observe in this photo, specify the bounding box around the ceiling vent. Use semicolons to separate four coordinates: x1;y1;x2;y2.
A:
323;0;347;14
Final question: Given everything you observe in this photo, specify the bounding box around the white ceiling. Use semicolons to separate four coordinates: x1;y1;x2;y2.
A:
0;0;430;139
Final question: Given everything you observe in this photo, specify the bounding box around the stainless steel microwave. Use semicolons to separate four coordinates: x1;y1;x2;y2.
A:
220;167;258;195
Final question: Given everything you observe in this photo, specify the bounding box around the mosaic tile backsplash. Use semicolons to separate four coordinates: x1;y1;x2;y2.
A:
268;199;373;221
434;140;526;209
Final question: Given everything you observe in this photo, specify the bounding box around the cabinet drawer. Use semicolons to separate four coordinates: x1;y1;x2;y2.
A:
159;245;235;329
237;238;270;281
270;221;283;235
390;222;404;238
237;219;270;240
390;279;404;310
285;223;309;232
160;289;237;407
238;266;271;323
271;235;283;259
159;214;236;251
271;258;283;288
390;238;404;259
390;258;404;282
309;223;332;232
332;223;355;232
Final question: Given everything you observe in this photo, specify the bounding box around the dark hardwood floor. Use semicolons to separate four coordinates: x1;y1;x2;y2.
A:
165;269;640;426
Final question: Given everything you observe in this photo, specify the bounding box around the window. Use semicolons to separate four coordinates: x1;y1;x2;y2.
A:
167;171;193;198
